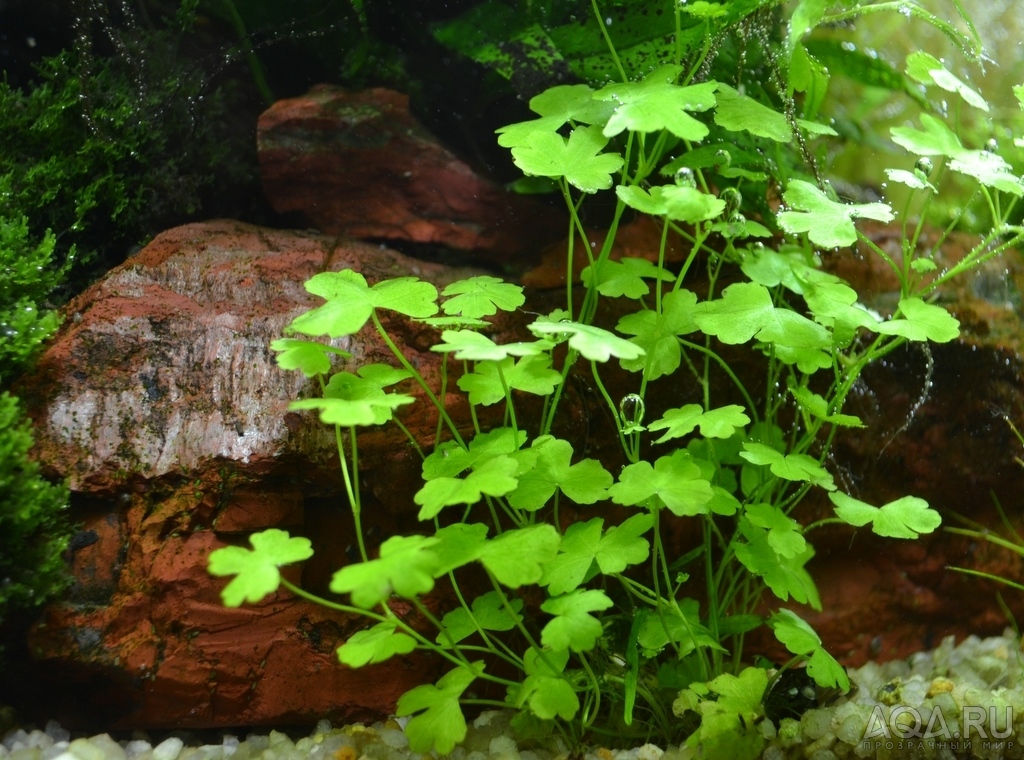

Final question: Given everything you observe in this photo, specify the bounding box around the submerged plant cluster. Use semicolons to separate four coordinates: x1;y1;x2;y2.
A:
207;0;1024;756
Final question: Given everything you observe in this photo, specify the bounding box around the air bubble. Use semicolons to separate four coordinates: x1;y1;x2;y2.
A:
719;187;742;215
605;16;613;25
619;394;645;429
985;138;999;153
713;149;731;166
727;212;746;237
914;157;933;177
675;167;696;188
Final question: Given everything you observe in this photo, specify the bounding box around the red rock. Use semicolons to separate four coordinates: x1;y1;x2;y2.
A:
257;86;563;262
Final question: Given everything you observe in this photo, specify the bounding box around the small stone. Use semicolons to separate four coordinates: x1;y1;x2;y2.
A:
152;737;183;760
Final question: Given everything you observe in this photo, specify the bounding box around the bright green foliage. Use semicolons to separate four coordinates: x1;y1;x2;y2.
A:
770;609;850;690
508;436;612;511
829;492;941;539
208;0;1022;751
330;534;440;608
541;515;652;595
609;450;714;516
290;270;439;337
540;589;613;652
208;529;314;607
0;393;70;622
511;126;624;193
397;664;482;754
777;180;893;248
905;52;988;111
441;277;526;318
337;621;417;667
595;66;716;140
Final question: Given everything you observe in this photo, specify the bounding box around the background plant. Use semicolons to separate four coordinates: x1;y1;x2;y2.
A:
208;1;1024;757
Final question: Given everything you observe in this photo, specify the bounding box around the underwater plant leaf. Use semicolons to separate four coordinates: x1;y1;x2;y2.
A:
432;523;490;576
441;276;525;318
739;443;835;491
496;115;568;149
948;150;1024;196
616;289;699;379
713;83;791;141
789;386;863;427
528;83;612;126
638;598;724;654
541;514;652;595
458;354;562;406
290;270;439;337
290;389;414;428
436;591;523;645
337;621;417;667
208;529;313;607
693;281;831;351
507;436;612;511
432;330;552;362
734;526;820;608
885;168;936;192
829;492;941;539
648;404;750;443
777;180;893;248
511;125;624;193
580;256;674;299
540;589;614;652
479;524;560;587
770;609;850;690
609;449;714;516
396;663;481;754
875;297;960;343
529;319;645;362
597;65;717;140
744;503;806;559
616;185;726;223
678;667;767;760
422;427;526;480
330;534;440;608
270;338;350;377
415;455;520;520
512;648;578;721
906;51;988;111
890;114;964;158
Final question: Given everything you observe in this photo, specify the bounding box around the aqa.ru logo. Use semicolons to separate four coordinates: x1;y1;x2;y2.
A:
862;704;1014;741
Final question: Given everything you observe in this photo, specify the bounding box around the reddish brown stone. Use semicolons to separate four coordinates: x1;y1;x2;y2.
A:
257;86;563;262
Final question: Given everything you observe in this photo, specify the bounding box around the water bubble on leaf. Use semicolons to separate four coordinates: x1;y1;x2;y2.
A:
619;393;645;428
713;149;731;166
675;167;696;188
841;41;856;52
750;241;766;254
727;212;746;237
914;157;934;177
605;16;612;25
985;138;999;153
720;187;742;215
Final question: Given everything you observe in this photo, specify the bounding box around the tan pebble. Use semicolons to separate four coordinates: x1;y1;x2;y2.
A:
927;677;955;697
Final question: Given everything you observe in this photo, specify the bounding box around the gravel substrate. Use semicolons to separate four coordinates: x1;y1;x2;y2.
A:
4;631;1024;760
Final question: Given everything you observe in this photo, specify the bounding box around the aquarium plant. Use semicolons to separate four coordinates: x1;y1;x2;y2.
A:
208;0;1024;756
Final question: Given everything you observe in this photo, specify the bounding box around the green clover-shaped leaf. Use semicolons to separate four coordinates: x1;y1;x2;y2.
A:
415;455;520;520
337;621;417;667
906;52;988;111
739;442;835;491
436;591;523;645
789;385;863;427
528;319;645;362
647;404;750;444
596;65;717;140
396;663;482;754
829;492;941;539
744;503;806;559
208;529;313;607
616;289;699;380
770;609;850;690
457;354;562;406
616;185;726;224
713;83;791;141
580;257;675;299
540;589;613;652
432;330;551;362
507;436;612;511
734;522;820;607
541;514;652;595
289;270;438;338
875;297;959;343
330;534;440;608
693;281;832;350
270;338;351;377
511;648;578;720
422;427;525;480
777;180;893;248
479;524;560;587
609;449;714;516
511;125;624;193
890;113;964;158
441;276;526;318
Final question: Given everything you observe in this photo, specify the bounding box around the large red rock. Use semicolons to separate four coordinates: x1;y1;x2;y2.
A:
257;86;563;261
13;220;488;730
